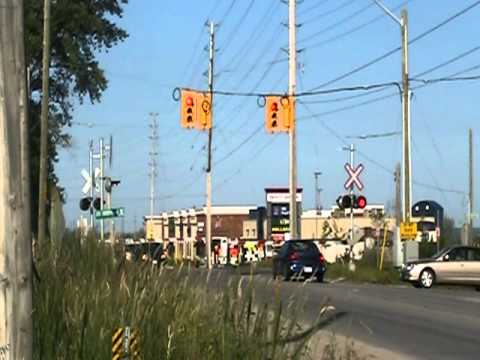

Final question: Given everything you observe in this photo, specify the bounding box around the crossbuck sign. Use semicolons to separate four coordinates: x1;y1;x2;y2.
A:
344;163;364;191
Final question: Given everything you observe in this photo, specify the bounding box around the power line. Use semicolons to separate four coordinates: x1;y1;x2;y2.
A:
298;0;330;16
301;44;480;105
306;0;409;50
300;1;375;42
218;0;255;55
299;101;464;195
308;0;480;91
216;0;280;78
301;0;361;26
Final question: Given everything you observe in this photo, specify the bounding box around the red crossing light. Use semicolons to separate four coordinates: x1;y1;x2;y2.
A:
356;195;367;209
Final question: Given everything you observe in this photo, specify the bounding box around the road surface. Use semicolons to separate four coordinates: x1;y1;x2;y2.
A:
245;274;480;359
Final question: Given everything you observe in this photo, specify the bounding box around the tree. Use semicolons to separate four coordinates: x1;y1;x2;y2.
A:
0;0;33;357
24;0;129;235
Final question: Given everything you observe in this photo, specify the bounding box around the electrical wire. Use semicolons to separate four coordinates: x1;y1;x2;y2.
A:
218;0;255;55
308;0;480;91
298;0;331;16
301;0;360;26
301;44;480;105
306;0;409;50
300;1;375;42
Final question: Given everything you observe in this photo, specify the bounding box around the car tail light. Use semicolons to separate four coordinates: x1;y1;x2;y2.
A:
319;254;325;263
289;251;300;261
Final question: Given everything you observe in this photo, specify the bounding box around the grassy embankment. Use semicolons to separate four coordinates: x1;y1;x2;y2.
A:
33;233;355;359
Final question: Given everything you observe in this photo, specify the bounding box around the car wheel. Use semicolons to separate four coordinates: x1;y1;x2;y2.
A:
419;269;435;289
316;274;324;283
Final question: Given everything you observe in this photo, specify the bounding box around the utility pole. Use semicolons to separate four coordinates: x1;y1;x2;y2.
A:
314;171;322;238
373;1;411;224
99;137;105;241
393;162;403;266
206;21;215;269
37;0;52;244
288;0;298;240
0;0;33;357
401;9;412;223
148;112;159;239
468;128;474;245
395;163;402;225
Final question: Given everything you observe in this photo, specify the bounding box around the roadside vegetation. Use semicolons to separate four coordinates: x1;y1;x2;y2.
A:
325;249;401;285
33;233;357;359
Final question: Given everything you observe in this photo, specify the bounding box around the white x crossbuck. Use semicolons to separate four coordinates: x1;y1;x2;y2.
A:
344;163;364;191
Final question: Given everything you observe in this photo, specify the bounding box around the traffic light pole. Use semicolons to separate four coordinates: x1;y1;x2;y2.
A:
206;21;215;269
288;0;298;240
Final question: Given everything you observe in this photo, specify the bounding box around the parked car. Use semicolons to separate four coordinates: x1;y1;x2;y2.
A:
272;240;326;282
401;245;480;289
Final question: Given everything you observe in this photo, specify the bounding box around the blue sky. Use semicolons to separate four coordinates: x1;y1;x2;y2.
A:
57;0;480;231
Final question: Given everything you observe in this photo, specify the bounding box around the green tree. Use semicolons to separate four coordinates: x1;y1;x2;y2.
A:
25;0;128;233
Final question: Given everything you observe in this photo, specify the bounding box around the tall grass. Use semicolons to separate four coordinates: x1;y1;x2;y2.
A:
33;234;330;359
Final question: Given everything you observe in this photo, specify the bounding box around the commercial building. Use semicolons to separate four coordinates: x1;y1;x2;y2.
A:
145;205;256;259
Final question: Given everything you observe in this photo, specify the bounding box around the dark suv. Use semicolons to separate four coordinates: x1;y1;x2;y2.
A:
272;240;326;282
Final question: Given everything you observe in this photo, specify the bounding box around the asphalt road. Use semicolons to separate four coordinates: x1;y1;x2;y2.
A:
243;274;480;359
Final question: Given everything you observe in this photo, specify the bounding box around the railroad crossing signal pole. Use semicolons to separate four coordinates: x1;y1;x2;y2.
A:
288;0;298;240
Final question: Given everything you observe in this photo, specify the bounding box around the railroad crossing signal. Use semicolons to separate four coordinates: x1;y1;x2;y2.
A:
180;89;212;130
265;96;293;133
336;194;367;210
344;163;364;191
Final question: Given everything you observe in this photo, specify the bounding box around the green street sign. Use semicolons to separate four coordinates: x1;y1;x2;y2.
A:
95;207;125;219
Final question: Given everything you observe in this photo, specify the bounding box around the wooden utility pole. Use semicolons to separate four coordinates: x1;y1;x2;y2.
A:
37;0;52;244
0;0;33;358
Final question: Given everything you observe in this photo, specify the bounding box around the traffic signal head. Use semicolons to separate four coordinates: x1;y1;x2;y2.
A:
196;92;212;130
265;96;281;132
93;197;105;210
79;197;92;211
181;90;197;129
265;96;293;133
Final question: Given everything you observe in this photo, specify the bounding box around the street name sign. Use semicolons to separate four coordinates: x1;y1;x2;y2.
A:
95;207;125;219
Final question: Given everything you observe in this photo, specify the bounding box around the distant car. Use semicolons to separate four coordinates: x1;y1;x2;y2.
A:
272;240;326;282
401;245;480;289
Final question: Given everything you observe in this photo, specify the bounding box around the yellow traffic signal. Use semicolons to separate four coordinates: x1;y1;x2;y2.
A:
181;90;197;129
265;96;281;133
283;96;295;131
265;96;293;133
196;92;212;130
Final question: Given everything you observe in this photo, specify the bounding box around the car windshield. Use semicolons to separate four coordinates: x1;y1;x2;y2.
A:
431;247;451;259
290;241;318;254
